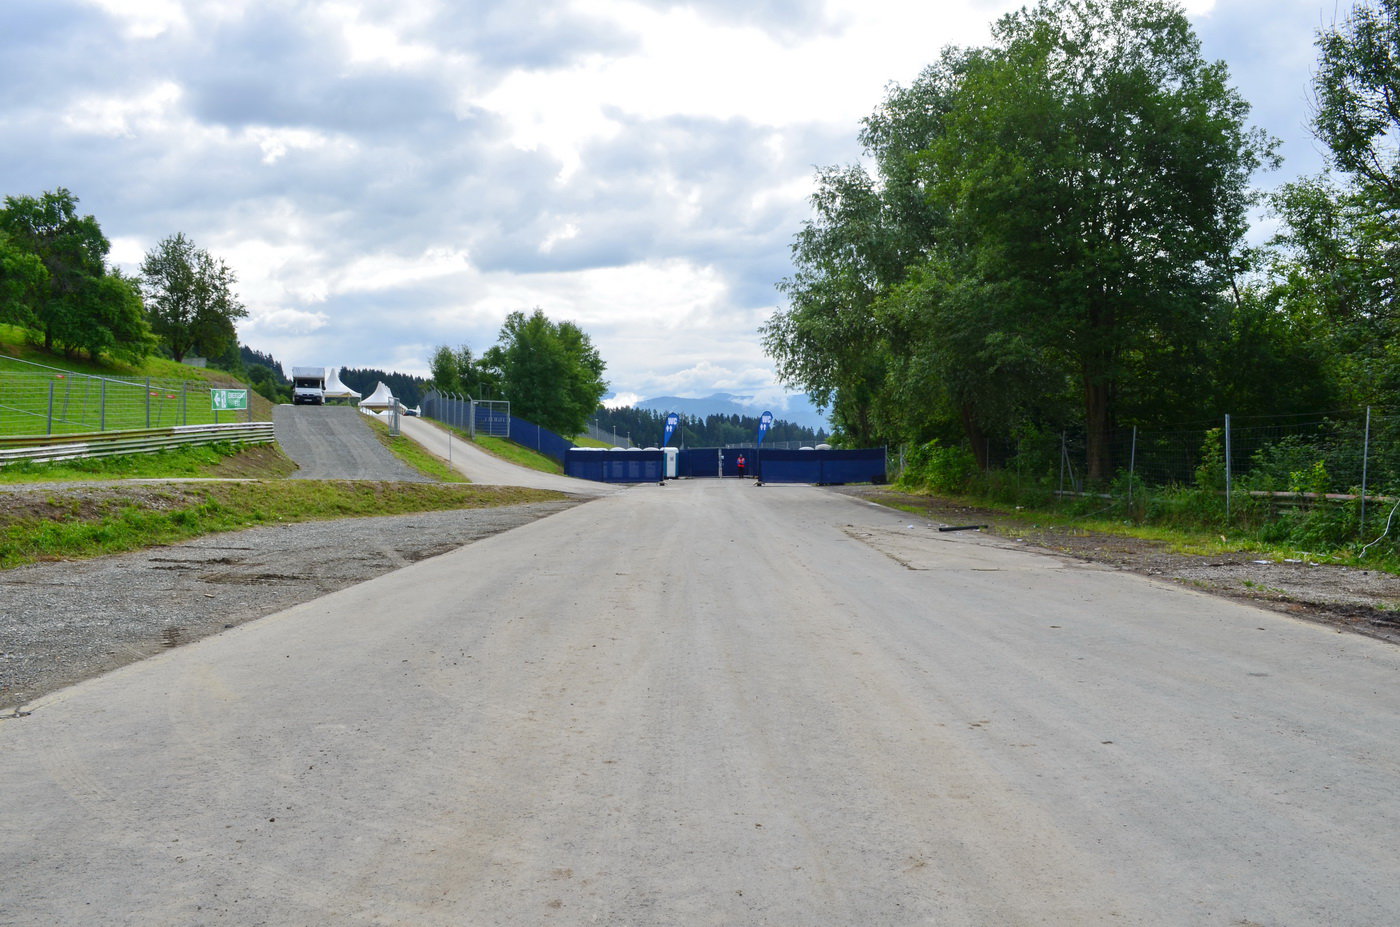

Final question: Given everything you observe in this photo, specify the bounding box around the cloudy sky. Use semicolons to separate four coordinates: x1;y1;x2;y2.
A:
0;0;1343;410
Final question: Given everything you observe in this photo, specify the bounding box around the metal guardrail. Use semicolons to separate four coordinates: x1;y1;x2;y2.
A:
0;422;276;466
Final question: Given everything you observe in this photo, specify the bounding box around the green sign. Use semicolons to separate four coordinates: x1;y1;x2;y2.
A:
211;389;248;411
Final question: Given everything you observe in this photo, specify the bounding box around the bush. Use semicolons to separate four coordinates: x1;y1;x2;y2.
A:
898;439;979;494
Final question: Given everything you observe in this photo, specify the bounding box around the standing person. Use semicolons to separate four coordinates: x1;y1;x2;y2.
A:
736;453;746;479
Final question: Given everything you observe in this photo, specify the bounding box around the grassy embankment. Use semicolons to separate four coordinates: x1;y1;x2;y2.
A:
0;440;562;568
0;333;579;567
0;322;277;431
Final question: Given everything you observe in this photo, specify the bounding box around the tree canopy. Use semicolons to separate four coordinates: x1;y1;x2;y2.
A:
0;188;154;363
764;0;1276;477
140;232;247;363
482;309;608;437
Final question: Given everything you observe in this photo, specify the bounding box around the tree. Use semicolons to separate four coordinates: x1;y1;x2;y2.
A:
482;309;607;437
72;271;157;364
1314;0;1400;216
0;188;112;354
140;232;247;363
762;164;905;446
0;229;47;328
427;343;501;399
924;0;1273;479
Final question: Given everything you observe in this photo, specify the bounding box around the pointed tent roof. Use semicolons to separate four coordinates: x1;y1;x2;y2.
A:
358;381;398;410
324;367;360;400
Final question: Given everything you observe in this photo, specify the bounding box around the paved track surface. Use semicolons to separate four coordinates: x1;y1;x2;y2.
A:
398;415;617;494
4;481;1399;925
274;405;430;481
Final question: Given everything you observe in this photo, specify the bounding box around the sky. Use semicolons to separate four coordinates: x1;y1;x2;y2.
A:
0;0;1347;412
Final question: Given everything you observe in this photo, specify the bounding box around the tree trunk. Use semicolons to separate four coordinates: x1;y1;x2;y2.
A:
960;402;988;470
1084;376;1114;482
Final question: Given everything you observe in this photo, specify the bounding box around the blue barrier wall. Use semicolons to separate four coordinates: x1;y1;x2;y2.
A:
754;447;886;484
568;446;886;484
509;415;574;463
565;449;664;482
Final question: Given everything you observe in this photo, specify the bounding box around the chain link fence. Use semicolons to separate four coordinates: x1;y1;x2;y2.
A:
1;359;266;437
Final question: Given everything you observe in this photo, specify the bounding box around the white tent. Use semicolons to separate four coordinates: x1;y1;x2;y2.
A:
323;367;360;400
358;380;398;411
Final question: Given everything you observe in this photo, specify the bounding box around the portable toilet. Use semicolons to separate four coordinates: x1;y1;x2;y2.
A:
661;446;678;479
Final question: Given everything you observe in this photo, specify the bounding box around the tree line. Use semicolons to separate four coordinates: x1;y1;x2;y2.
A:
763;0;1400;484
0;188;247;369
591;406;828;448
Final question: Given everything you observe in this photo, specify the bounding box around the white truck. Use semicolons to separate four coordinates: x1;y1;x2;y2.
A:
291;366;327;405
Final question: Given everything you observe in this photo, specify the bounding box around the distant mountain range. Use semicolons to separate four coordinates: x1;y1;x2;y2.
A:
632;392;830;432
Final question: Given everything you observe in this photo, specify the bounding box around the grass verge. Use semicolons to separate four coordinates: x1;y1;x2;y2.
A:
878;485;1400;572
0;442;298;483
363;416;468;482
426;423;565;475
0;480;564;568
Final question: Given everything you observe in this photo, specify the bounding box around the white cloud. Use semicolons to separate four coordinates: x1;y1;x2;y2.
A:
245;307;332;336
62;81;183;138
3;0;1332;408
80;0;187;38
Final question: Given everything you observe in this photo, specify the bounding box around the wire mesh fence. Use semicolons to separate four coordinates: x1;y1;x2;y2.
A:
0;367;264;437
1020;411;1398;500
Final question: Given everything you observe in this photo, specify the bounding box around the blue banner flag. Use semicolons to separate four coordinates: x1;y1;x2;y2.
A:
757;410;773;445
662;412;679;446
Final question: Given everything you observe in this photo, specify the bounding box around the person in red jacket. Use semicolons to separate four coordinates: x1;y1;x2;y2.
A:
736;453;746;478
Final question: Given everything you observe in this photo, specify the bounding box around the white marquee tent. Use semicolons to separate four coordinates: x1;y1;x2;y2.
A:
323;367;361;400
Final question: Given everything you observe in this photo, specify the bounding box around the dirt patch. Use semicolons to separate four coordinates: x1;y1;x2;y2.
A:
202;443;299;479
837;486;1400;646
0;484;205;526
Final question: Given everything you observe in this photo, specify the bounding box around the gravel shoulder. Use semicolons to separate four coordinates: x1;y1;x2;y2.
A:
836;485;1400;646
0;493;583;711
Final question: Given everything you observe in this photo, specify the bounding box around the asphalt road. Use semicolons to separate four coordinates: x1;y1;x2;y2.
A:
4;480;1399;925
397;414;615;494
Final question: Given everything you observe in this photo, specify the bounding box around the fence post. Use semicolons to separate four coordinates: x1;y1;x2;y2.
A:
1224;414;1232;518
1361;406;1372;536
145;378;151;429
47;381;54;435
1129;425;1137;509
100;378;106;431
182;381;188;426
1059;432;1066;499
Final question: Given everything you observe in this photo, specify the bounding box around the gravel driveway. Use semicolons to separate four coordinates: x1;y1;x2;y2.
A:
0;497;581;712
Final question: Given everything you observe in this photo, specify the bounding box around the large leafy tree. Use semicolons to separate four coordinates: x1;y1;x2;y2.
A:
0;188;115;354
73;271;157;364
482;308;607;437
1315;0;1400;216
925;0;1273;479
140;232;247;363
0;229;48;327
1268;1;1400;408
